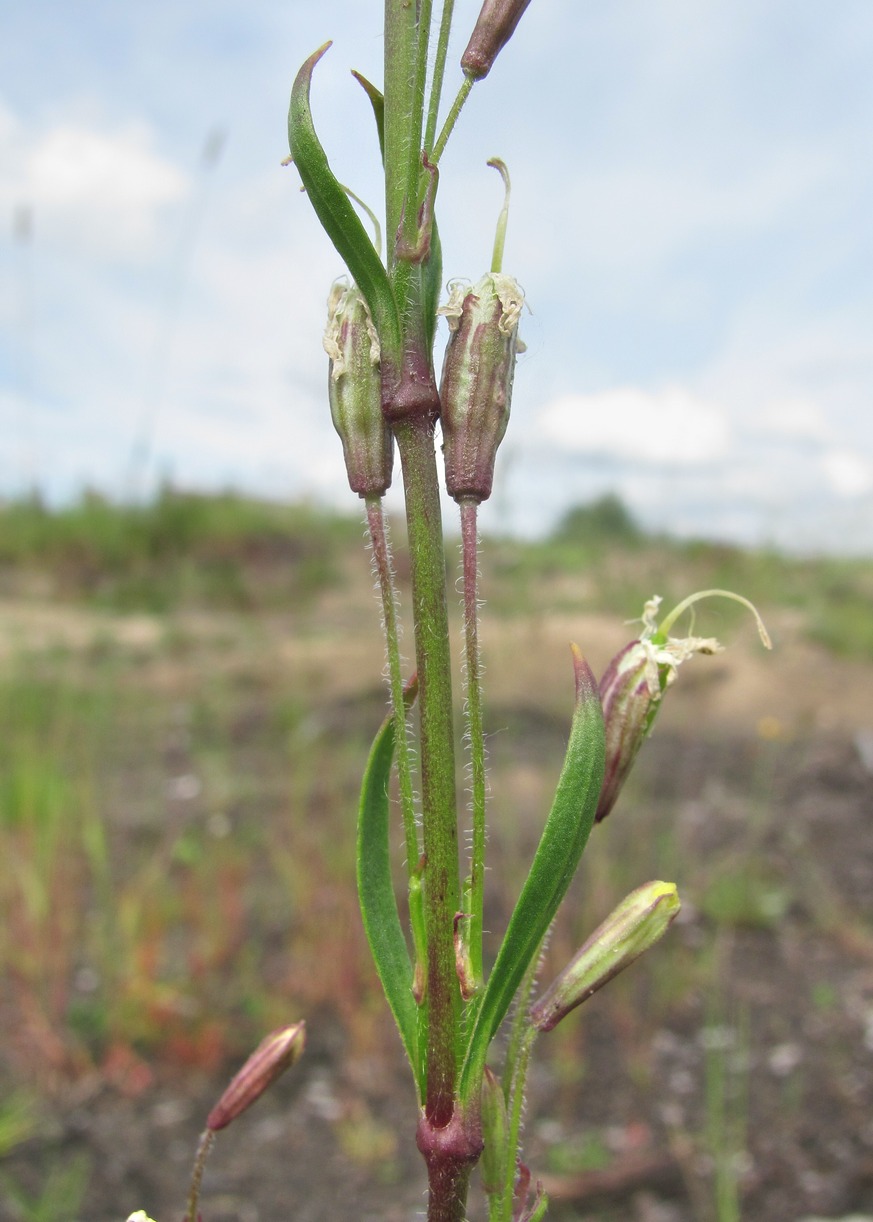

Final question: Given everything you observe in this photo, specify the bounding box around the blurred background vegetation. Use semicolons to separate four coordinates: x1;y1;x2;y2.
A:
1;488;872;1220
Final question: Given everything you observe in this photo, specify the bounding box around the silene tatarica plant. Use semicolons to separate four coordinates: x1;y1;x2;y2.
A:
132;4;773;1221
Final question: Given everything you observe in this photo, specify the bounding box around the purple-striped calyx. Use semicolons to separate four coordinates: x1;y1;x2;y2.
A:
438;272;524;503
597;591;771;822
324;280;393;497
207;1022;306;1131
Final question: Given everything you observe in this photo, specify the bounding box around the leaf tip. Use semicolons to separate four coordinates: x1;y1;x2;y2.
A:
569;643;598;707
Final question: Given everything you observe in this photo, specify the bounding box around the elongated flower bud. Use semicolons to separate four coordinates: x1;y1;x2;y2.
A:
324;281;393;497
461;0;534;80
438;273;523;502
207;1022;306;1131
596;591;771;822
596;629;676;824
529;882;680;1032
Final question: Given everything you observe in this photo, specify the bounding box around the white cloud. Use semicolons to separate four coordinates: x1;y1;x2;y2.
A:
822;450;873;499
536;385;731;466
752;398;832;443
0;99;189;257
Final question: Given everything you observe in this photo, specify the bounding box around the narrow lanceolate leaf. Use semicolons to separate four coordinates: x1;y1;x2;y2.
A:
357;702;422;1096
459;648;605;1101
422;217;443;350
351;70;385;162
289;44;401;359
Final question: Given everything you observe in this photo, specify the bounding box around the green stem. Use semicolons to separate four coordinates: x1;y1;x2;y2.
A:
460;498;486;993
394;415;461;1127
410;0;434;204
432;75;474;165
500;1027;536;1222
365;496;420;875
424;0;457;154
383;0;421;263
186;1129;215;1222
500;940;542;1099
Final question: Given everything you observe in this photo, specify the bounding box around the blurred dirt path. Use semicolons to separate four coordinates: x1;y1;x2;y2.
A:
1;598;871;741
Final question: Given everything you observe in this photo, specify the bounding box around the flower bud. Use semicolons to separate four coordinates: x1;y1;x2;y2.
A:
438;273;523;503
461;0;534;80
529;882;680;1032
324;281;393;497
596;591;770;822
479;1066;508;1194
206;1022;305;1131
595;625;678;825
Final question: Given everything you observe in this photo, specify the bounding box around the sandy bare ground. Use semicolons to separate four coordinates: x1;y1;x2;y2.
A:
3;596;871;739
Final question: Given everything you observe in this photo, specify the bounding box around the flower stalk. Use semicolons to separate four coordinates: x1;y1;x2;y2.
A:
274;5;769;1222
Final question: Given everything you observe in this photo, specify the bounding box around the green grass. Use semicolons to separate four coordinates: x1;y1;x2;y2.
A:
0;486;362;611
2;488;873;656
0;1152;90;1222
0;641;382;1081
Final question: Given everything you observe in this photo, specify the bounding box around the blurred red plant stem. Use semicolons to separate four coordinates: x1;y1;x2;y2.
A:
460;497;486;989
394;415;462;1127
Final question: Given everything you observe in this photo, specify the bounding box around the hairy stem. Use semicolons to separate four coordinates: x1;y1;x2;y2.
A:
394;415;461;1127
383;0;421;259
500;1027;536;1222
185;1129;215;1222
432;75;474;165
460;498;486;992
424;0;457;154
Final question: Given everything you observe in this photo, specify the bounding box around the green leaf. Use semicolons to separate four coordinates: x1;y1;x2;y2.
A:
422;217;442;350
351;70;385;162
459;647;605;1103
289;44;401;359
357;705;422;1095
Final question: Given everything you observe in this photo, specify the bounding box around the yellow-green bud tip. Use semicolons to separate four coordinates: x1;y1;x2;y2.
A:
529;882;680;1031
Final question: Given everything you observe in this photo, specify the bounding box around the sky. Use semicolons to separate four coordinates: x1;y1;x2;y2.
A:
1;0;871;553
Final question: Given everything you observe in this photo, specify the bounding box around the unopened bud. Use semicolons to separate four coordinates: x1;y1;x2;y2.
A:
596;630;673;824
597;591;771;822
529;882;680;1032
324;281;393;497
206;1022;305;1131
461;0;534;80
438;273;523;502
479;1066;508;1194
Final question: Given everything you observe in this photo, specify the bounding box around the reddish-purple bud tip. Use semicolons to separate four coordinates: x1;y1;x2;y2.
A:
596;639;654;822
207;1022;305;1131
461;0;534;80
